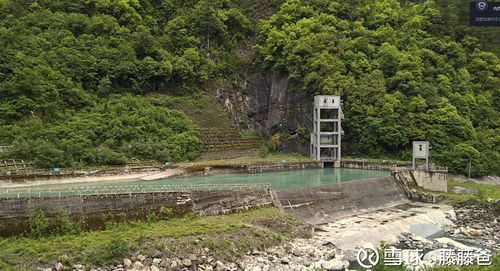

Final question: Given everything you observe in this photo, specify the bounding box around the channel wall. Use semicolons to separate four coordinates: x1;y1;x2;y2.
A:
0;189;273;236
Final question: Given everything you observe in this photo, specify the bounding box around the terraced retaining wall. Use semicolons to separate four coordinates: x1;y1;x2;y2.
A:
0;189;273;236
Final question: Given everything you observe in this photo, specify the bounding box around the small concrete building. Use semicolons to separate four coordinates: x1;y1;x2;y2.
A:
310;96;343;163
412;141;430;170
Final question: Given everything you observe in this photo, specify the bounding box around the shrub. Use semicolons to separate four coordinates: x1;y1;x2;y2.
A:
90;239;131;266
259;144;270;158
158;207;174;220
147;207;174;223
146;212;159;223
52;208;82;236
26;201;50;238
94;146;127;165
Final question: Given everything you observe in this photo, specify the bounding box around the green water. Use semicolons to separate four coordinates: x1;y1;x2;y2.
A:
1;168;391;198
136;168;391;191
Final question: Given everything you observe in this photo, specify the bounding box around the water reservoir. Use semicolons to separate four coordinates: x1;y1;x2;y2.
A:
0;168;391;198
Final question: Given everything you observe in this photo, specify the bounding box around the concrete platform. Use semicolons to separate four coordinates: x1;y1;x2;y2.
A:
139;167;186;181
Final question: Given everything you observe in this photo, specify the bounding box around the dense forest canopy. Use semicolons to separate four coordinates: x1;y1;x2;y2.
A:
0;0;498;176
0;0;251;167
256;0;499;175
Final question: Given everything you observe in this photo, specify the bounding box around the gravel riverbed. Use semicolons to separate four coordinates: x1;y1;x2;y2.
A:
41;201;499;271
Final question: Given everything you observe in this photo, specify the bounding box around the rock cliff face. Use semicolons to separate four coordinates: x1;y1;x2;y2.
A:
249;71;312;137
209;70;313;154
203;1;314;155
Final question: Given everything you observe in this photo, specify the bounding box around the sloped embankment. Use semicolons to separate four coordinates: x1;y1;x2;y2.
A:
277;176;408;224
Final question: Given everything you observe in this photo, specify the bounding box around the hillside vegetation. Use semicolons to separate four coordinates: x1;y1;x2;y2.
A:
256;0;499;176
0;0;252;167
0;0;498;176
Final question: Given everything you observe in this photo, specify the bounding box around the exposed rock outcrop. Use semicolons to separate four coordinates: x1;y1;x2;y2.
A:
210;71;313;154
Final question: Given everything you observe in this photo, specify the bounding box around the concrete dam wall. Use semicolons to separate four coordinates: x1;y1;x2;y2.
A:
340;160;410;171
0;189;273;236
277;176;408;224
0;171;415;235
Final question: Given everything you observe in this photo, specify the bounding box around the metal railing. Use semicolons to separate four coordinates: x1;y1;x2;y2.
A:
342;158;412;165
0;160;163;177
417;165;448;171
0;183;271;199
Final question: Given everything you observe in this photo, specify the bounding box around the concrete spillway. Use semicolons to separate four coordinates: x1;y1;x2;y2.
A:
277;176;408;224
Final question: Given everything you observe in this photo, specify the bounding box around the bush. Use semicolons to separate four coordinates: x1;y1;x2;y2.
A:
259;144;270;158
158;207;174;220
146;212;159;223
125;140;172;162
147;207;174;222
95;146;127;166
27;203;83;237
90;239;131;266
102;212;130;229
52;208;82;236
27;201;50;238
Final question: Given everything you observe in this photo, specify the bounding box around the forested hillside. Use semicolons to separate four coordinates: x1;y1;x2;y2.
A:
0;0;253;167
434;0;500;56
256;0;499;176
0;0;498;176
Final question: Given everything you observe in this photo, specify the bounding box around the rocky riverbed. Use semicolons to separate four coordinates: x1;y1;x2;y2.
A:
398;202;499;251
41;238;348;271
41;201;499;271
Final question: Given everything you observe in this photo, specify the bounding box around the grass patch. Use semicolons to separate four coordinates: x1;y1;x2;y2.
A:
448;180;500;200
428;252;500;271
0;207;302;271
408;179;499;205
443;193;478;205
438;180;500;205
